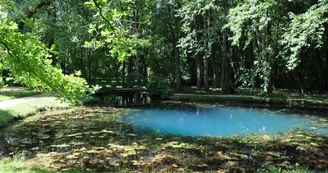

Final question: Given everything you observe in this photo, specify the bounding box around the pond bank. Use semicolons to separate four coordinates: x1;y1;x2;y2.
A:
0;96;70;129
1;106;328;172
168;93;328;109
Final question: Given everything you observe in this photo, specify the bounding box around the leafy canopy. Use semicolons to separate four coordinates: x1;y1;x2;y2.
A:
0;11;95;105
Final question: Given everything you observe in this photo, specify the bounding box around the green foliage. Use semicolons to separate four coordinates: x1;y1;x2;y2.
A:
1;0;328;98
281;1;328;70
178;0;222;59
257;165;314;173
227;0;288;93
228;0;328;93
146;75;170;95
84;0;151;62
0;12;95;105
238;68;257;88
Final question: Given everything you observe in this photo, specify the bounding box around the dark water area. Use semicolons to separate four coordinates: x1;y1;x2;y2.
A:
123;106;328;137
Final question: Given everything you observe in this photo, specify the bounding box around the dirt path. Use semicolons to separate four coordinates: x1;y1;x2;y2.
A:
0;95;44;109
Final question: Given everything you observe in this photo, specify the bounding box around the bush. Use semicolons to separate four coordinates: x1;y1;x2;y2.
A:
146;75;170;96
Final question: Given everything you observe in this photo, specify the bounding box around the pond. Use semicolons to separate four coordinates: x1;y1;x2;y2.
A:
123;106;328;137
1;106;328;172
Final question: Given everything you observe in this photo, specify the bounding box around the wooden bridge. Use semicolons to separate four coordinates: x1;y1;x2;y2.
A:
92;87;161;106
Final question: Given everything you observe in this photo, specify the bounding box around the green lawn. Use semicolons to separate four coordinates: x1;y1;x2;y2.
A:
0;97;69;129
0;87;40;102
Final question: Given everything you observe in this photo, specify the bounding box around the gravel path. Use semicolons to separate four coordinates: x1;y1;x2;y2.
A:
0;95;44;109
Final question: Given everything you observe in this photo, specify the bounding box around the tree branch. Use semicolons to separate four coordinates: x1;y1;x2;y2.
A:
0;41;15;58
92;0;117;36
18;1;53;30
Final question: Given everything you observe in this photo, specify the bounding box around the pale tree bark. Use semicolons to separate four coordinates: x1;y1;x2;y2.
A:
195;16;204;88
297;51;307;95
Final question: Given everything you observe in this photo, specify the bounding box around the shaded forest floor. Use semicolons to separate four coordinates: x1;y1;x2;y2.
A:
169;87;328;109
1;106;328;172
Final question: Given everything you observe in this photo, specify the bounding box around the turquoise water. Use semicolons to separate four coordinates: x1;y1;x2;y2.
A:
123;106;328;137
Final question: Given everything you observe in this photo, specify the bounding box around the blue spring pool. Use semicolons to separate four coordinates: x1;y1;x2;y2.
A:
122;106;328;137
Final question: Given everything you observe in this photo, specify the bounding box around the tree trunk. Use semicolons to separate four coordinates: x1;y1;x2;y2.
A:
203;55;209;91
231;46;238;84
210;53;217;88
173;40;182;91
220;28;235;94
18;1;52;31
324;26;328;90
203;11;209;91
127;56;133;88
298;52;307;94
195;15;203;88
315;48;324;93
134;2;141;85
122;61;126;88
168;1;182;91
196;53;203;88
141;48;148;85
87;48;92;84
2;70;7;85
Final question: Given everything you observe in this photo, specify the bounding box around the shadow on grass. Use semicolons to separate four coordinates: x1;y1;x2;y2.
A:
0;109;16;129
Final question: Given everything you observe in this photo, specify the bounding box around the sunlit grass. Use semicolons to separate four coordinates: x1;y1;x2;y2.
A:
0;157;53;173
257;166;314;173
0;97;69;128
0;157;101;173
0;87;40;102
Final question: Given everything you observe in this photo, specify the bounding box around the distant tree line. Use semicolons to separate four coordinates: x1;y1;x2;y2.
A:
1;0;328;95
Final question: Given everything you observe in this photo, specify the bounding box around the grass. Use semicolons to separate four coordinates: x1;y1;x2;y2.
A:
257;166;314;173
0;87;40;102
0;97;69;129
0;157;314;173
0;157;98;173
0;157;54;173
169;87;328;108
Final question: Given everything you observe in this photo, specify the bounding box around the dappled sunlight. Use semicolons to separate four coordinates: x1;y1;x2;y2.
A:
1;107;328;172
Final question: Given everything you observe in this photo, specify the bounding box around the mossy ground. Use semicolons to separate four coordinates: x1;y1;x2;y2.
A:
1;106;328;173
